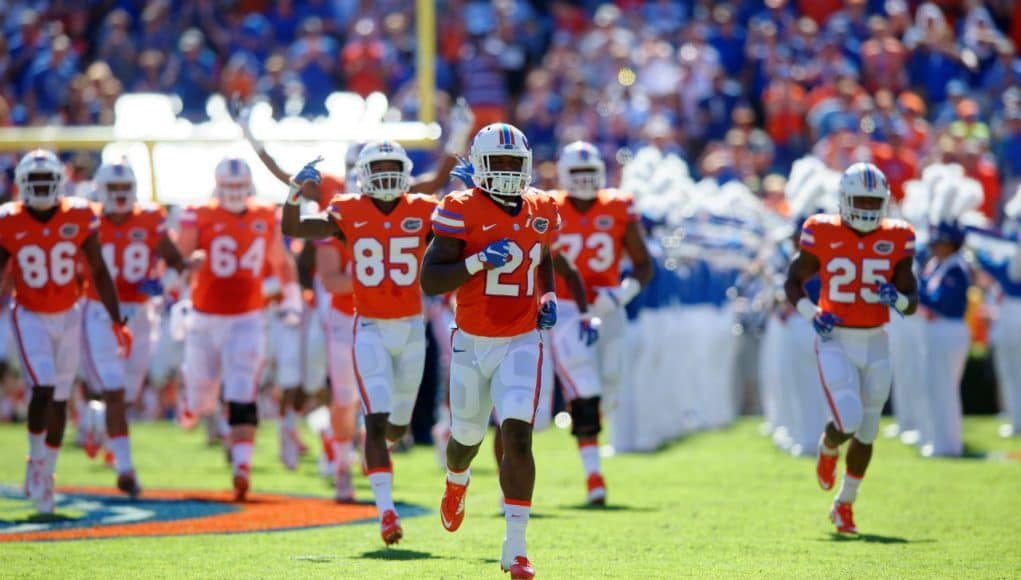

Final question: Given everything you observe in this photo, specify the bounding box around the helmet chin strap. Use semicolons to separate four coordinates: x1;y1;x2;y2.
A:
487;192;520;208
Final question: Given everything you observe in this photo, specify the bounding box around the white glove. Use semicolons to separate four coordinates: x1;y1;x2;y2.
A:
161;268;184;300
444;98;476;157
169;299;193;342
591;277;641;318
279;282;303;327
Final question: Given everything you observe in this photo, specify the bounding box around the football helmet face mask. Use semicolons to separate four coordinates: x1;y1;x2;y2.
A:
469;123;532;198
356;141;412;202
839;162;889;233
15;149;64;210
214;156;253;213
94;161;138;214
557;141;605;200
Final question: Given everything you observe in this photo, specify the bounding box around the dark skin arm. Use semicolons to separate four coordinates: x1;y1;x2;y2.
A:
81;232;123;323
0;246;9;282
156;233;186;272
784;250;820;306
538;243;555;296
891;256;919;315
280;196;342;239
552;252;588;314
420;234;473;296
623;221;654;286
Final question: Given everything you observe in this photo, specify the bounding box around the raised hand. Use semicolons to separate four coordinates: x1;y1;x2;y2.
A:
292;156;324;185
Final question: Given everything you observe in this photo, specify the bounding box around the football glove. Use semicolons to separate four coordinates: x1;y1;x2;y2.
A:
112;320;134;359
293;157;324;185
138;277;164;297
811;310;842;339
450;156;475;185
466;238;512;274
592;277;641;318
579;314;601;346
876;282;908;316
444;98;476;157
537;292;558;330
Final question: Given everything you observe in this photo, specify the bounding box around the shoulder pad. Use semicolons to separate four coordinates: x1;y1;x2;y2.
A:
406;192;439;204
880;218;913;232
0;201;19;218
64;196;93;210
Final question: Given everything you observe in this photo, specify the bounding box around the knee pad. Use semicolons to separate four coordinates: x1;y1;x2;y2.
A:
450;419;485;447
228;402;259;426
570;396;602;437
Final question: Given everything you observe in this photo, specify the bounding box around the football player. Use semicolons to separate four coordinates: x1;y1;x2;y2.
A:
0;149;131;514
282;141;437;546
80;160;187;496
177;155;298;501
549;141;653;505
785;162;918;535
420;123;561;580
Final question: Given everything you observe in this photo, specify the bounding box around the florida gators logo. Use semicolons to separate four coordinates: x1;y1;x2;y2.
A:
252;220;268;234
595;215;614;230
401;217;423;233
129;228;147;241
0;485;426;542
873;240;894;255
59;224;79;239
532;217;550;234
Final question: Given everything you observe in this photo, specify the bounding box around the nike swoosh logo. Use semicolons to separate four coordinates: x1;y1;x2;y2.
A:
452;348;466;353
482;224;496;231
360;322;374;327
354;221;369;228
830;242;843;249
15;232;27;239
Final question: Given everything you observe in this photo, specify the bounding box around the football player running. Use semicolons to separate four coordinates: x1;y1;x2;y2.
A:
420;123;561;580
177;156;298;501
550;141;653;505
81;160;187;497
282;141;437;546
785;162;918;535
0;150;131;514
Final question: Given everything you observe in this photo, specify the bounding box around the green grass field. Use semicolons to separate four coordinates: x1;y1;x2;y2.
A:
1;417;1019;578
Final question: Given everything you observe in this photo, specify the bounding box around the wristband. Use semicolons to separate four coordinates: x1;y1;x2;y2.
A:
893;293;909;312
619;277;641;306
465;253;485;275
796;297;818;321
286;183;303;206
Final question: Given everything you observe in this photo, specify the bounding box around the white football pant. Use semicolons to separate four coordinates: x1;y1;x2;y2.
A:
919;319;970;457
11;303;82;401
82;299;157;400
786;315;829;455
324;307;357;406
183;310;266;414
449;329;543;446
887;313;927;437
814;326;892;445
353;314;426;426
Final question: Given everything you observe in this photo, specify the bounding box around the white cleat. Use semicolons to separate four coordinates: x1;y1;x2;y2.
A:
24;458;45;502
280;429;300;471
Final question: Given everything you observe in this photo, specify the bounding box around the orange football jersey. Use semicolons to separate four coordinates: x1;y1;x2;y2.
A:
552;188;639;303
84;203;167;304
314;237;356;316
326;193;436;319
800;214;916;328
0;197;98;313
182;198;278;315
432;187;562;338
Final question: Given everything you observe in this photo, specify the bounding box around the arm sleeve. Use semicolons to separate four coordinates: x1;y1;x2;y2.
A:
431;197;468;240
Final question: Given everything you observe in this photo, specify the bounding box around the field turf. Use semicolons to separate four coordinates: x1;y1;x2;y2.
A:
1;417;1019;578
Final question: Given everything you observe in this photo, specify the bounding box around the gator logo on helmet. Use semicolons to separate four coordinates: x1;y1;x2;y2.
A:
401;217;423;233
532;217;550;234
60;224;79;239
873;240;894;255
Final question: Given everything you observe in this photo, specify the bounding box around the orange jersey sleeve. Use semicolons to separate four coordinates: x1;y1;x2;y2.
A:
185;199;278;315
84;204;167;304
801;214;916;328
434;188;561;338
313;237;356;315
326;193;436;319
0;198;98;313
553;188;637;303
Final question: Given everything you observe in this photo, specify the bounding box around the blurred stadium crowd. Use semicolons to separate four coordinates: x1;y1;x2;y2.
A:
1;1;1020;447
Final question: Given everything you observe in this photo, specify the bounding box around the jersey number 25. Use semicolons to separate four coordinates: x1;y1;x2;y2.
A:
827;257;889;304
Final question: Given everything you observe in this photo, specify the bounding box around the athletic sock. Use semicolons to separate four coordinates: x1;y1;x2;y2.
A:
368;469;395;517
446;465;470;486
43;443;60;475
333;439;354;472
579;442;601;476
232;440;254;475
836;470;863;504
819;434;839;456
108;434;134;474
28;430;46;461
282;407;297;432
503;500;531;558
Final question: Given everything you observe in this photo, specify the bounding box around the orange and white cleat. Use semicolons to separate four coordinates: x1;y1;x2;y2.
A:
233;465;250;502
24;458;45;501
177;404;199;430
586;473;607;505
83;432;102;459
816;449;838;491
830;501;858;534
501;556;536;579
117;470;142;498
380;509;403;545
440;479;468;532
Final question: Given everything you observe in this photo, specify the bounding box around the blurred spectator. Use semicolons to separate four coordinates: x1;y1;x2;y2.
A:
256;54;299;119
162;28;217;122
341;18;388;98
24;34;78;119
97;10;138;87
860;15;907;93
456;33;509;133
288;17;338;117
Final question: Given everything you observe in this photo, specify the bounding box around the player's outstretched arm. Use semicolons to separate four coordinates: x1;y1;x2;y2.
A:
552;253;589;314
784;251;820;306
316;243;353;295
420;235;472;296
81;232;124;324
890;257;919;316
280;159;340;240
231;98;292;186
410;98;475;195
157;233;187;273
